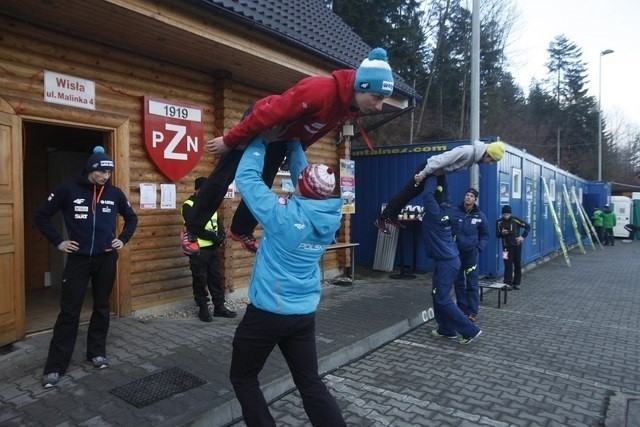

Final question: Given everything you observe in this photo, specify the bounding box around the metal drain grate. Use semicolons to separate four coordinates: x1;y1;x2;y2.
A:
109;367;206;408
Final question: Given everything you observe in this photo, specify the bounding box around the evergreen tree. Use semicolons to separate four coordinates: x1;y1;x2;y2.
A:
520;82;558;162
330;0;427;85
329;0;427;146
543;35;598;177
326;0;635;180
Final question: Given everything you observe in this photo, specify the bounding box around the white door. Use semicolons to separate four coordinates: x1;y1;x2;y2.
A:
612;198;631;237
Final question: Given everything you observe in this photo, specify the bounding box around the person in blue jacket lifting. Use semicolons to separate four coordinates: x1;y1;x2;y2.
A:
229;138;346;427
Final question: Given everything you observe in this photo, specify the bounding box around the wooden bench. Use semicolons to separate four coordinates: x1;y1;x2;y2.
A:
479;282;508;308
321;242;359;285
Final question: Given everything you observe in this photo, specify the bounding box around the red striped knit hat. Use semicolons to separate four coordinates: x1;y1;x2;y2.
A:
298;164;336;200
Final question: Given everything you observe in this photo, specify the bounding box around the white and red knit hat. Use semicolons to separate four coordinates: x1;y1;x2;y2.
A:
297;164;336;200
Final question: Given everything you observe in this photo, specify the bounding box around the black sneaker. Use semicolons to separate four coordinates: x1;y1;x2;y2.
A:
430;329;457;339
214;306;237;318
198;306;213;322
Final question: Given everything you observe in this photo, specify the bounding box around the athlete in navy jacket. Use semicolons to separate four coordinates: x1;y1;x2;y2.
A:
35;147;137;388
451;189;489;321
422;175;481;344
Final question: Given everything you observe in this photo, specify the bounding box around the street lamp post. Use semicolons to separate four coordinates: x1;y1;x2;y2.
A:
598;49;614;181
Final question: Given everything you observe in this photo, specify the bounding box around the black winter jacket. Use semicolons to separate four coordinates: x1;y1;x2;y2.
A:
496;216;530;248
35;170;138;256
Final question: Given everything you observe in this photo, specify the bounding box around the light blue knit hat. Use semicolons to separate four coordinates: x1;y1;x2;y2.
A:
354;48;394;97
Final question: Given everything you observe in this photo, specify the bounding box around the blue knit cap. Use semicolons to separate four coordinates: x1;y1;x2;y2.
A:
354;48;394;97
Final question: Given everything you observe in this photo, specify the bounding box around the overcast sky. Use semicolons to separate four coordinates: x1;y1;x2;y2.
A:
504;0;639;131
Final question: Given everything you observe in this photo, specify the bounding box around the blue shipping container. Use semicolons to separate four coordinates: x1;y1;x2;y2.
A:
351;139;592;278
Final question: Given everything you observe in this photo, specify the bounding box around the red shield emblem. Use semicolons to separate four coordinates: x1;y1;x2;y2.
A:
142;96;204;182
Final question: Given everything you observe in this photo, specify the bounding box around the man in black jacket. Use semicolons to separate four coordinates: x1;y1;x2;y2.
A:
496;205;530;290
35;147;138;388
182;177;236;322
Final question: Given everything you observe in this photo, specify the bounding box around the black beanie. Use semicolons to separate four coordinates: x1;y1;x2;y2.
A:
466;188;479;199
502;205;512;214
86;146;114;172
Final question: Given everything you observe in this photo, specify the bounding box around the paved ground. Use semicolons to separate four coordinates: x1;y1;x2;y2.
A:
1;241;639;426
258;241;640;427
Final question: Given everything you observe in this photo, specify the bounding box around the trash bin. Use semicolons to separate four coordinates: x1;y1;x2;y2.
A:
372;226;399;272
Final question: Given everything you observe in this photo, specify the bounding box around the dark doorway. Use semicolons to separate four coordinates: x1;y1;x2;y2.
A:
23;122;107;334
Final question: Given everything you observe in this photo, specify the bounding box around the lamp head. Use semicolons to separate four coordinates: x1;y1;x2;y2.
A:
601;49;614;56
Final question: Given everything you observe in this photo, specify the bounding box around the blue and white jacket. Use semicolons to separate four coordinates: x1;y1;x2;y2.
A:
235;138;343;315
451;203;489;254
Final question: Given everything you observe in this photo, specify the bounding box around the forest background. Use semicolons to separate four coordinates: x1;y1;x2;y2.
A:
327;0;640;182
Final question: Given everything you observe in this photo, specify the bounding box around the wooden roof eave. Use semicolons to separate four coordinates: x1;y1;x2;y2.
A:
1;0;413;108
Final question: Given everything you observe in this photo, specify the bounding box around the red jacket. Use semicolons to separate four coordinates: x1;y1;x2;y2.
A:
223;69;359;149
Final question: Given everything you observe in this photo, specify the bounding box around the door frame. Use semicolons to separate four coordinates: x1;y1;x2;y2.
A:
1;96;132;344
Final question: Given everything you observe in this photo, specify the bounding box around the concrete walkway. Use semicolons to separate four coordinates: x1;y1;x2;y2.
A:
1;241;639;426
0;267;431;427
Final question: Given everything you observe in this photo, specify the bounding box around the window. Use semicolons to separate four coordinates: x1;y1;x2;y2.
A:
512;168;522;199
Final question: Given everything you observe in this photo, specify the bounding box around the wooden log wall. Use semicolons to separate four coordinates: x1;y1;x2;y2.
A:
0;15;353;315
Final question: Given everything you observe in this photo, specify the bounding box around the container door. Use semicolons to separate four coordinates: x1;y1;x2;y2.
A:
0;110;25;346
